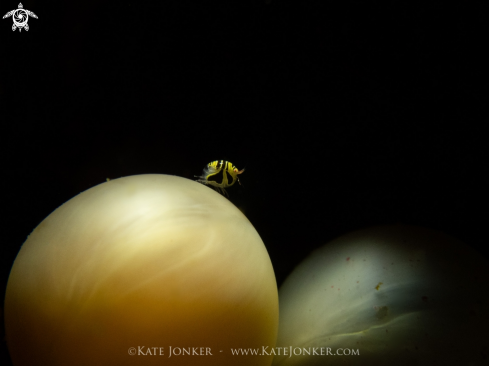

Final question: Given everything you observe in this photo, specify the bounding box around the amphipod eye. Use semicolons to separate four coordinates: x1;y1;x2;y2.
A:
195;160;244;197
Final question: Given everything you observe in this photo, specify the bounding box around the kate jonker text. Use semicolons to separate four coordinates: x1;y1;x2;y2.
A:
131;346;213;357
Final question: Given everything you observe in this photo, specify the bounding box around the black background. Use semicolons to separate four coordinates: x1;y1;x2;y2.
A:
1;1;488;364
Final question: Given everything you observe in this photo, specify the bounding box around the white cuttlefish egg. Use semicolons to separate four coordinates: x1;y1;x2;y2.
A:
273;225;489;366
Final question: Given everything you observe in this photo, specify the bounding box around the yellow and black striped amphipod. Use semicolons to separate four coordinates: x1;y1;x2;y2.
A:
195;160;245;197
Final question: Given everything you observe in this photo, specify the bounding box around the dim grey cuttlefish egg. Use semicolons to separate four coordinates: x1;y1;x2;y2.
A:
273;225;489;366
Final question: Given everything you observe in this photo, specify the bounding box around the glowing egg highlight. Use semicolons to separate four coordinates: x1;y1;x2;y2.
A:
5;174;278;366
273;225;489;366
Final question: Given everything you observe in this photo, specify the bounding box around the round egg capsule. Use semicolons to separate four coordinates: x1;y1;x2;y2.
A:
5;174;278;366
273;225;489;366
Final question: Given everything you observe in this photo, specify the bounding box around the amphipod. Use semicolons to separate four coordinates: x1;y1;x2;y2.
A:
195;160;245;197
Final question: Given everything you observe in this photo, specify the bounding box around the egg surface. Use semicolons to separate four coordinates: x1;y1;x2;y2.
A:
273;225;489;366
5;174;278;366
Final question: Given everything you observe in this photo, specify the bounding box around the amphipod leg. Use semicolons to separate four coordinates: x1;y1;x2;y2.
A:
236;168;245;185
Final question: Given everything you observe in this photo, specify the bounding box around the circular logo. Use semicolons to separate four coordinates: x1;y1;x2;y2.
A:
12;9;28;28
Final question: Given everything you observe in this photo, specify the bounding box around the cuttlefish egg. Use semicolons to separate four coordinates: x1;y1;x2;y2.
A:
273;225;489;366
5;174;278;366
